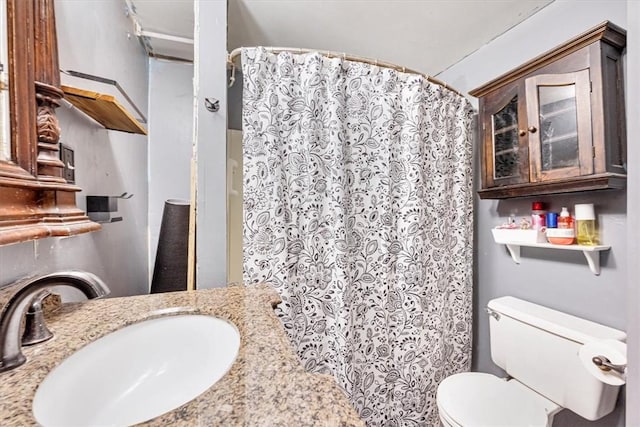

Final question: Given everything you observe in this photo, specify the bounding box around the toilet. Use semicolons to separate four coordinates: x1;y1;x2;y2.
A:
436;296;627;427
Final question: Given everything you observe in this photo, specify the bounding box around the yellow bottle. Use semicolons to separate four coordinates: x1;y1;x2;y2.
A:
577;220;598;245
575;204;599;246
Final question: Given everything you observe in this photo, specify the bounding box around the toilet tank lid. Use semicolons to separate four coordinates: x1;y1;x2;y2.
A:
488;297;626;344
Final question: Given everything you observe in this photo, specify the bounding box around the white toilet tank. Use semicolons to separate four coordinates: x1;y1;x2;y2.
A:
487;296;626;421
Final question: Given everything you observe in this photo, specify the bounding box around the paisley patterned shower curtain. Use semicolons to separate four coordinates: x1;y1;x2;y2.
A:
241;47;474;426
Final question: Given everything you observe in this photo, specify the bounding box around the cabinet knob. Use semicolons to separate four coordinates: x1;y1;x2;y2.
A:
528;126;537;133
518;129;527;137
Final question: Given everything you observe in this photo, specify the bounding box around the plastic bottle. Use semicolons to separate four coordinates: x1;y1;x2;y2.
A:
558;207;573;228
531;201;546;230
575;203;599;245
547;207;575;245
546;212;558;228
558;207;575;243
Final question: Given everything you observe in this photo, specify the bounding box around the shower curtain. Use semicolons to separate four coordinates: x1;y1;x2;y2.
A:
241;47;474;426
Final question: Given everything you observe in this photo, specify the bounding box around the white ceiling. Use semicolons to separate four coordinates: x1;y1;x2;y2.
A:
129;0;553;76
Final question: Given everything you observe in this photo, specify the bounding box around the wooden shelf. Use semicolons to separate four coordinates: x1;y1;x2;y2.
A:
62;85;147;135
478;173;626;199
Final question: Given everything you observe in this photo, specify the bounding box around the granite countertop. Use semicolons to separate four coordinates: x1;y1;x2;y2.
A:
0;284;364;426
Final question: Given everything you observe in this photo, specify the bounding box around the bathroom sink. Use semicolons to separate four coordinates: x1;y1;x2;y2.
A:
32;314;240;426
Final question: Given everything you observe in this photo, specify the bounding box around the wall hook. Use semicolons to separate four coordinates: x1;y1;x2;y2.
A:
204;98;220;112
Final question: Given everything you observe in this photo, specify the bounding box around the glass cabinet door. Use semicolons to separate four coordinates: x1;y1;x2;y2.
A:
482;86;529;187
525;70;593;182
493;96;519;179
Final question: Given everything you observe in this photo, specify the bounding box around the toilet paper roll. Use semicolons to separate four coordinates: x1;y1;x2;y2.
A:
579;339;626;386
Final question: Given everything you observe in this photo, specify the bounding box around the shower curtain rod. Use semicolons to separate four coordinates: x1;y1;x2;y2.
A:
227;46;464;97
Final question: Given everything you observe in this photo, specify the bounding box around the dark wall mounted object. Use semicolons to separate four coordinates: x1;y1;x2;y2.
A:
86;192;132;223
151;199;191;294
59;143;75;184
204;97;220;112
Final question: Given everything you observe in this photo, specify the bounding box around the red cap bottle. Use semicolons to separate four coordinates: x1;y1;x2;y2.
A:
531;201;546;230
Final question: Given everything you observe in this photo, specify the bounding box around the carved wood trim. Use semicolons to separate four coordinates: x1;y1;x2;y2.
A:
0;0;100;246
34;0;65;182
5;0;37;175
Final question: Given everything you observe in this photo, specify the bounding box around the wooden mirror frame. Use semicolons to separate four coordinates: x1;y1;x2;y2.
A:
0;0;99;245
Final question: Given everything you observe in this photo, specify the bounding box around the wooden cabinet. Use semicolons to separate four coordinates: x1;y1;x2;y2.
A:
0;0;101;245
470;21;626;199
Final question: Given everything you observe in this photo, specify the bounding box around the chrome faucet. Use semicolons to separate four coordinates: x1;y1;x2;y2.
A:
0;271;110;373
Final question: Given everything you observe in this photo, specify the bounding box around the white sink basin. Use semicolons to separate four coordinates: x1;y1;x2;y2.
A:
33;314;240;426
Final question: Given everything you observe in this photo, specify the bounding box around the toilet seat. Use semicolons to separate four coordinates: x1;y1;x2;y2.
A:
436;373;561;427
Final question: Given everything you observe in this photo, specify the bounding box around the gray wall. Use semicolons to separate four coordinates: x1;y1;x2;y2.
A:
624;1;639;425
0;1;150;298
438;1;628;426
228;69;243;131
148;59;193;274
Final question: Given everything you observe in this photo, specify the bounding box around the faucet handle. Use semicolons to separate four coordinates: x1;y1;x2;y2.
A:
21;290;54;346
1;270;110;372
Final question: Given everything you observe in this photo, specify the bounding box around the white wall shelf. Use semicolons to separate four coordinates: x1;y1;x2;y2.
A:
497;241;610;275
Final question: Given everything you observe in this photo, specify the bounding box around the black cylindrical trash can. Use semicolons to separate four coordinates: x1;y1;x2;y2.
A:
150;199;191;293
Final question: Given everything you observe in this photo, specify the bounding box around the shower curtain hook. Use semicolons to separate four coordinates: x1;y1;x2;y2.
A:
229;64;237;88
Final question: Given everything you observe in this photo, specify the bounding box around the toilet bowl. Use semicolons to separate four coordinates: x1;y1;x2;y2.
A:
436;373;561;427
436;296;626;426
